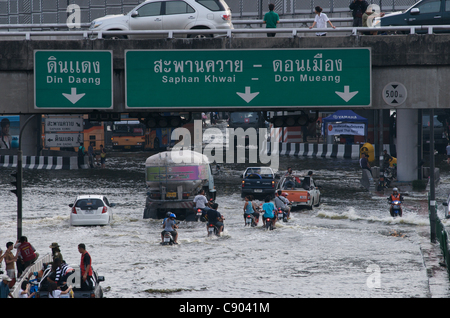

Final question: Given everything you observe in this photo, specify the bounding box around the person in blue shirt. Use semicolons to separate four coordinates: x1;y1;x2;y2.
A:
0;275;13;298
243;195;260;225
262;196;276;227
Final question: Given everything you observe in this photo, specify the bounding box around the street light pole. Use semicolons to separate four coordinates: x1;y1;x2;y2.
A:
15;115;36;240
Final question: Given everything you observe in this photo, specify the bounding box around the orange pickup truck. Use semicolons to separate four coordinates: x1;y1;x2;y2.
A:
276;175;321;210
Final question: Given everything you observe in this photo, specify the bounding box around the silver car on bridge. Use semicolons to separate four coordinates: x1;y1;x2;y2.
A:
89;0;233;39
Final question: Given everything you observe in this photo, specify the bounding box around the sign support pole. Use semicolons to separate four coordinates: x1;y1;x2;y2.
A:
430;108;436;243
16;114;36;240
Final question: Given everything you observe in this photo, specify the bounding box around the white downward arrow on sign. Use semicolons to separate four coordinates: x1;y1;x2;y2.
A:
63;87;85;104
237;87;259;103
335;86;358;102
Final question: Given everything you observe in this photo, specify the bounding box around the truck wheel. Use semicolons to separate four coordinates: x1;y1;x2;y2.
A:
143;207;157;219
314;196;320;207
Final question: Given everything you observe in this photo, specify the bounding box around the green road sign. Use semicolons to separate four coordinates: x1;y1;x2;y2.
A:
34;50;113;109
125;48;371;109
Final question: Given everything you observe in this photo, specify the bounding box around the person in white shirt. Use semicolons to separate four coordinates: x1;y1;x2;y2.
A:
309;6;336;36
19;281;35;298
193;189;209;210
48;282;72;298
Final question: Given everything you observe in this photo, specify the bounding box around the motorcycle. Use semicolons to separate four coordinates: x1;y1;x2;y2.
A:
161;231;175;246
244;214;258;227
207;223;219;237
390;200;402;217
277;208;288;223
385;166;398;188
265;217;274;231
196;208;203;222
384;169;393;188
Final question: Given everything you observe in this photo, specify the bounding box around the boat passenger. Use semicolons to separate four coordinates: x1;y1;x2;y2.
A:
49;242;63;263
78;244;93;291
16;236;39;277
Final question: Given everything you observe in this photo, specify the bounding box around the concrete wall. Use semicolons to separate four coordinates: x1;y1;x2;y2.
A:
1;34;450;114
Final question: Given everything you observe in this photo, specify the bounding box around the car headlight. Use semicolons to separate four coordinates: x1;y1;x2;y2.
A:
90;21;103;29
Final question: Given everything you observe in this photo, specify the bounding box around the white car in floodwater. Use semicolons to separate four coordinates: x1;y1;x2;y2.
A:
69;195;115;226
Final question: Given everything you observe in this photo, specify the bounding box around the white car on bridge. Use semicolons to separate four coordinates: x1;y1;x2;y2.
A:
89;0;233;39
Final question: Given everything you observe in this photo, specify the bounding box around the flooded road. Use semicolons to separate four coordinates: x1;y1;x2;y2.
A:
1;149;449;298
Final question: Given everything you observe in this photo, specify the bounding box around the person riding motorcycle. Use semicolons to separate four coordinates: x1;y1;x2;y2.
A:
388;188;404;217
262;195;276;227
206;203;224;235
193;189;210;212
161;213;178;244
274;190;290;220
243;195;260;226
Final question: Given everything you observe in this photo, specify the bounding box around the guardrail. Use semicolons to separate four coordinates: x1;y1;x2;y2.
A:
231;17;353;25
11;253;53;298
0;23;91;30
0;19;351;30
429;193;450;281
0;25;448;40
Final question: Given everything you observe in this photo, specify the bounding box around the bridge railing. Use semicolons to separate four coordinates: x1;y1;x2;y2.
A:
0;25;449;40
428;192;450;281
0;18;350;31
0;23;91;30
227;0;420;16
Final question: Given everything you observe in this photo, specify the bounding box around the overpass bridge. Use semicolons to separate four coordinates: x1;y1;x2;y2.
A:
1;34;448;113
0;33;448;182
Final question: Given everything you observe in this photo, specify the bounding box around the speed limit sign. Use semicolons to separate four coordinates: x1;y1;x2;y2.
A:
382;82;407;106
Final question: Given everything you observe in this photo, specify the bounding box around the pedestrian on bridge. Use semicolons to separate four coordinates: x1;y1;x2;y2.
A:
264;3;279;37
350;0;369;27
309;6;336;36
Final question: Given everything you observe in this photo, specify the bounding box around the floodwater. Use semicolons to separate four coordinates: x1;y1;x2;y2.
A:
1;145;450;298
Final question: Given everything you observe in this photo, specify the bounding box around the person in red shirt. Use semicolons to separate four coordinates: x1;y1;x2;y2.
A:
16;236;39;277
78;244;93;290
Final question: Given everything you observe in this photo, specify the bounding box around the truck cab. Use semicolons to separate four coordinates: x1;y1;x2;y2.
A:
241;167;276;199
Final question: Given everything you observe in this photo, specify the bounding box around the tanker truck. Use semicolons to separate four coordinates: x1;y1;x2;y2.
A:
143;150;216;221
